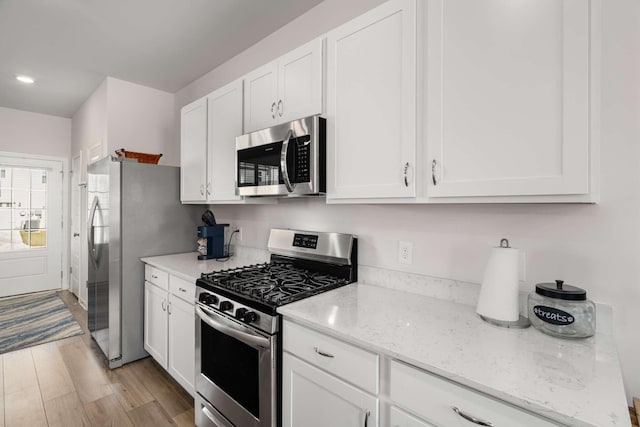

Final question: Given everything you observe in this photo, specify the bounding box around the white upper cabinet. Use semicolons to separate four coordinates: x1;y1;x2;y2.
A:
326;0;417;200
208;79;243;202
244;37;323;133
181;79;253;204
426;0;591;198
180;98;208;203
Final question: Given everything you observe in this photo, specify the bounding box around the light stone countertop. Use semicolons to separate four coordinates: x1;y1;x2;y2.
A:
140;250;269;283
278;283;629;427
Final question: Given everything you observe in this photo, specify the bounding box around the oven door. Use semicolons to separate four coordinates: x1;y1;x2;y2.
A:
195;305;276;427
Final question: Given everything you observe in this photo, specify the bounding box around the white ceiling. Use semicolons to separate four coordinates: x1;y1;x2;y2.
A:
0;0;324;118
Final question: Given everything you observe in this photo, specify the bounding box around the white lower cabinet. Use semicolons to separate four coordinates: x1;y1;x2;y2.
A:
284;320;559;427
143;264;195;396
283;353;378;427
167;294;195;394
143;280;168;367
390;406;435;427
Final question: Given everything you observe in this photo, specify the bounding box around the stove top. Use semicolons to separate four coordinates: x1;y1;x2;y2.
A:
199;257;350;308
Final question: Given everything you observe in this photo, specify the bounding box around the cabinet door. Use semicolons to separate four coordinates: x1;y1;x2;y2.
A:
244;61;278;133
283;353;378;427
390;406;435;427
180;98;208;202
168;295;195;396
426;0;589;197
277;37;324;123
326;0;417;199
144;281;168;369
208;79;243;202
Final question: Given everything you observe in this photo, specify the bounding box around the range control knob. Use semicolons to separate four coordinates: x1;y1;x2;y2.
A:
219;301;234;312
199;293;218;305
243;311;258;323
235;308;248;320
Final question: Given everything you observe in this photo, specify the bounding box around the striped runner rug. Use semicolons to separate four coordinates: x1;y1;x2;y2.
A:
0;291;83;354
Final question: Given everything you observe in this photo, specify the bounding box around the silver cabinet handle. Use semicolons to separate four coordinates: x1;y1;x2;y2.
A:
403;162;410;187
200;184;204;196
452;407;493;426
151;274;158;279
73;232;80;237
364;410;371;427
179;287;187;293
277;99;283;117
314;346;334;358
432;159;437;186
167;302;172;315
161;300;166;311
271;101;277;119
206;182;211;196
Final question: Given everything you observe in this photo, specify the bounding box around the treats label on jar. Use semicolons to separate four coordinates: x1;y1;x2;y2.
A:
532;305;575;326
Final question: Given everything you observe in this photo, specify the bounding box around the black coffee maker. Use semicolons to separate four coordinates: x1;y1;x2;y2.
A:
197;210;229;260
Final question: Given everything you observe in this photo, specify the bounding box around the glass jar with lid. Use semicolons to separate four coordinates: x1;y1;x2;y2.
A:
528;280;595;339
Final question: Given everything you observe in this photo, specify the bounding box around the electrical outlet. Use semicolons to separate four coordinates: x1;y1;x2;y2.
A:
398;241;413;265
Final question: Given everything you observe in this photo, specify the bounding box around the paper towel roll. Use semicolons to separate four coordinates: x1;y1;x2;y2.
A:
476;242;520;322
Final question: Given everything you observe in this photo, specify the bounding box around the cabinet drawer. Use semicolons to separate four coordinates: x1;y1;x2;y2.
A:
169;275;195;304
390;406;434;427
390;360;556;427
283;321;378;394
145;265;169;289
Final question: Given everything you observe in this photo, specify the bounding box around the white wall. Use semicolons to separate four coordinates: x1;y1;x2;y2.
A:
107;78;177;166
0;107;71;158
71;79;108;163
176;0;640;403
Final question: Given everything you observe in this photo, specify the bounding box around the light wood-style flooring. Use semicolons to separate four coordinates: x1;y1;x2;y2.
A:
0;290;195;427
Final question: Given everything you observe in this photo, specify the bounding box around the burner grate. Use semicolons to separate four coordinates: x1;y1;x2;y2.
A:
200;260;349;307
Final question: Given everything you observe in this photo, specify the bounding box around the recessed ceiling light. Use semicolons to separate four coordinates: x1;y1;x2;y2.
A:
16;75;35;84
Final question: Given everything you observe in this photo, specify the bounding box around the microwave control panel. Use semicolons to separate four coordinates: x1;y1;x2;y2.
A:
294;135;311;183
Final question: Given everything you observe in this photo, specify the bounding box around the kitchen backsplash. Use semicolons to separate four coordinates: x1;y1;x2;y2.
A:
230;244;613;335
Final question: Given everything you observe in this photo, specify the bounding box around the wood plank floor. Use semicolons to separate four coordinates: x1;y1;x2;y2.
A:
0;290;194;427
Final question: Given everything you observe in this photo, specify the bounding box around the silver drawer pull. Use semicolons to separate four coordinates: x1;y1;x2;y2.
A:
179;287;187;292
151;274;158;279
452;407;493;426
314;347;334;358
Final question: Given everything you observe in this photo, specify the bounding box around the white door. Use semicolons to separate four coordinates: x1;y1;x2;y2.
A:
181;98;208;203
70;153;82;298
0;155;63;297
283;353;378;427
208;79;244;202
144;281;168;368
277;37;324;123
243;61;278;133
426;0;589;197
168;294;195;395
326;0;417;199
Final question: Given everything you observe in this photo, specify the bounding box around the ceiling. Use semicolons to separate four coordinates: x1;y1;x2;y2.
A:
0;0;324;118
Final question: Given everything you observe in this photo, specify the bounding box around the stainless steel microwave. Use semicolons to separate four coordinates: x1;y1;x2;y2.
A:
235;115;326;197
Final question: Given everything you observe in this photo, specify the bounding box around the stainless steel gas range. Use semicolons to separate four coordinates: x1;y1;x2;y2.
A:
195;228;357;427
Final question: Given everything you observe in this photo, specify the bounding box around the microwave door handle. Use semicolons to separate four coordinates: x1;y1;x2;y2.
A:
196;306;270;349
280;129;294;192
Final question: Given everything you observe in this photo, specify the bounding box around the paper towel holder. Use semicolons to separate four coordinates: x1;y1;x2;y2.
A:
477;238;531;329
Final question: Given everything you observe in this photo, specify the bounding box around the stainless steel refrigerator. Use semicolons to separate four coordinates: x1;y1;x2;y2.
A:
87;156;199;368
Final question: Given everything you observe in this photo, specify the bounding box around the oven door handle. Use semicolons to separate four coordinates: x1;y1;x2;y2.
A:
280;129;294;192
196;306;270;349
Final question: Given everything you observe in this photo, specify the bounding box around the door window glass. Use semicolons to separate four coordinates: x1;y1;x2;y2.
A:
0;167;48;251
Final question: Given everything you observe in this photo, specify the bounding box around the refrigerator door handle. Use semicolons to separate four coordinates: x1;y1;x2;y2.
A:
88;195;99;267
